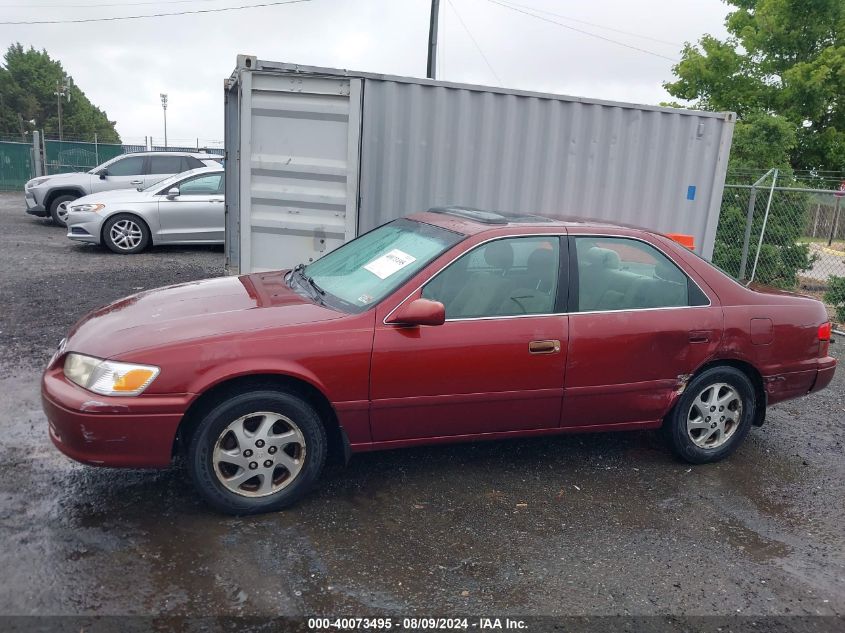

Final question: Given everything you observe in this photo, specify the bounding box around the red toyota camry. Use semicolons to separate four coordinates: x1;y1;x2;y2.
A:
42;207;836;514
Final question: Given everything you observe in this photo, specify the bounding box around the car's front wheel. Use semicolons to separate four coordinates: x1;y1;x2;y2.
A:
664;366;756;464
50;194;78;227
102;213;150;254
187;390;327;515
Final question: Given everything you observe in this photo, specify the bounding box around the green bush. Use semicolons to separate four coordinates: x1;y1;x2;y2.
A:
824;276;845;324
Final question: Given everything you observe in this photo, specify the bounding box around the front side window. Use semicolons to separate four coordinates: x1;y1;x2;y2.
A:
302;219;464;312
574;236;704;311
106;156;145;176
422;236;561;319
177;173;223;195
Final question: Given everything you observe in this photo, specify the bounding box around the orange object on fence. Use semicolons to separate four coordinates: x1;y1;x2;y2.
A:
666;233;695;250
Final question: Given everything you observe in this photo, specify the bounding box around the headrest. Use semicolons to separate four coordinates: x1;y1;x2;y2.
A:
527;248;556;277
484;240;514;269
585;247;620;270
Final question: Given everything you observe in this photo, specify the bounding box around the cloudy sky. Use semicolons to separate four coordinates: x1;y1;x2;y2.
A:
0;0;730;146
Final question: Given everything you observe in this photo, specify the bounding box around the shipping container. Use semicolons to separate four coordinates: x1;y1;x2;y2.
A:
224;55;735;274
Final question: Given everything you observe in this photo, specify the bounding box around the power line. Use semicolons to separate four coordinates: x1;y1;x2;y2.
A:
484;0;679;63
0;0;221;8
447;0;502;85
494;0;682;48
0;0;311;25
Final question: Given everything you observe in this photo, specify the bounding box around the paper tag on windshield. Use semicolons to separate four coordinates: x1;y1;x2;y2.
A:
363;249;417;279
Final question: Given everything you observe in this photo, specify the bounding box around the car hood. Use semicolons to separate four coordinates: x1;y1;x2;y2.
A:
63;272;343;358
73;188;157;206
42;172;92;186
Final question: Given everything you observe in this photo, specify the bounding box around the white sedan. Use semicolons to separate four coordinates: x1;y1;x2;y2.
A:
65;166;224;254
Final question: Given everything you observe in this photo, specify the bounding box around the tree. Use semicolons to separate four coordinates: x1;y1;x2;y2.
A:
0;44;120;142
664;0;844;177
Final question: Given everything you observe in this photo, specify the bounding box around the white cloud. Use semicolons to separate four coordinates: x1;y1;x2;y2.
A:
0;0;730;143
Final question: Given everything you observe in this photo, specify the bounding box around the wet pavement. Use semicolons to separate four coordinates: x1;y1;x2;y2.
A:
0;192;843;617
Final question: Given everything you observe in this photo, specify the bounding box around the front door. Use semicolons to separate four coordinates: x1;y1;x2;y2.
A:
562;235;722;427
370;235;568;442
157;172;224;242
90;155;147;193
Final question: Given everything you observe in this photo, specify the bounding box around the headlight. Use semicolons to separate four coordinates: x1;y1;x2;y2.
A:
63;353;160;396
69;203;104;213
25;176;51;190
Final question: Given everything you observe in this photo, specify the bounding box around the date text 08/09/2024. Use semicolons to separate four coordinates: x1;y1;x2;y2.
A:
307;618;528;630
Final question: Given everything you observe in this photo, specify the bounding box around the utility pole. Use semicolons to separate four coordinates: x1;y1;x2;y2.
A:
54;75;72;141
426;0;440;79
160;93;168;148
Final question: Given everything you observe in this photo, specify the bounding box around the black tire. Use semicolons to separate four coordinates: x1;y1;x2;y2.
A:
664;366;756;464
102;213;150;254
49;194;78;227
187;390;327;515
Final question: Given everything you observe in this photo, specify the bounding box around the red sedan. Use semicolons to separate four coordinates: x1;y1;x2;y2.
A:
43;207;836;514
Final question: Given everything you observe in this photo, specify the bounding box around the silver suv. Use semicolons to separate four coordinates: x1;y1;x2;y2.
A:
24;151;222;227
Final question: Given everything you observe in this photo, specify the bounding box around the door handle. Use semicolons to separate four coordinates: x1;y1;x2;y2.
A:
529;339;561;354
130;180;143;185
689;331;710;343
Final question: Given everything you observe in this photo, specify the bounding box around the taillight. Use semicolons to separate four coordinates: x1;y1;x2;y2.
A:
819;322;831;357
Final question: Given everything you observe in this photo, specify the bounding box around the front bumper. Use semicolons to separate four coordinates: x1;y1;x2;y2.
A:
25;191;47;216
66;211;103;244
42;364;189;468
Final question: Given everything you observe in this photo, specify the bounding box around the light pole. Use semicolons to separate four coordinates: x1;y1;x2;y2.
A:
54;75;72;141
160;93;168;148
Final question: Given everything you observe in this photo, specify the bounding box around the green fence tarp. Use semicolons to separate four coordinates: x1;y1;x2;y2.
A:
0;141;33;191
44;140;123;174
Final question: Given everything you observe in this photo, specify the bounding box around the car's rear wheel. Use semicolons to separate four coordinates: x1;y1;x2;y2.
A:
102;213;150;254
187;390;327;515
664;366;755;464
49;194;78;227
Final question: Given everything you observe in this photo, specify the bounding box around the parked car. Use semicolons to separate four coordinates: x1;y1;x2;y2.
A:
42;207;836;514
66;166;224;254
24;151;222;227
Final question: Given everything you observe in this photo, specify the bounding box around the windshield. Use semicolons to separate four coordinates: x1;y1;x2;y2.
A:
301;219;464;312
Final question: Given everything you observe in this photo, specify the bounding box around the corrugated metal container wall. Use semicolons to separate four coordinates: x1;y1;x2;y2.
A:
358;80;733;258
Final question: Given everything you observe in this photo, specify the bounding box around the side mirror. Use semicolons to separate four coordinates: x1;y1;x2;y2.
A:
166;187;180;199
386;298;446;327
96;168;107;179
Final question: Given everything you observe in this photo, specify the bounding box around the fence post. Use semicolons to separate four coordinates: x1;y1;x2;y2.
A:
748;169;778;284
812;203;821;237
94;132;99;165
41;131;48;176
738;168;775;280
829;196;842;246
32;130;43;177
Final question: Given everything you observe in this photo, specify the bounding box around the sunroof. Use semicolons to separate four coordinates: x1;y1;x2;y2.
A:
427;206;509;225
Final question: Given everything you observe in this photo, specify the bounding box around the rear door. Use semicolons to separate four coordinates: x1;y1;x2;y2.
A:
562;233;722;428
157;172;224;242
370;234;569;442
146;154;191;188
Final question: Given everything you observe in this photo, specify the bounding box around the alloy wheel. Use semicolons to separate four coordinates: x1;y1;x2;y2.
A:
686;382;742;449
56;201;70;224
212;411;307;497
109;219;143;251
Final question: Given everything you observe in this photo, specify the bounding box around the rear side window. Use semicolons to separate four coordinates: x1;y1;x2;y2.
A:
186;156;208;169
106;156;145;176
422;236;561;319
574;237;706;312
148;155;187;174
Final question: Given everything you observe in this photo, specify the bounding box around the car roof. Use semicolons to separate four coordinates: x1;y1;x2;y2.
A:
408;205;654;236
118;151;223;159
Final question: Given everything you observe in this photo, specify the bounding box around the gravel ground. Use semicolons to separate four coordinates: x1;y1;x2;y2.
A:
0;191;843;620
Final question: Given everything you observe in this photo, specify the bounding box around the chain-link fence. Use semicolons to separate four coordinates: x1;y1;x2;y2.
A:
714;172;845;325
